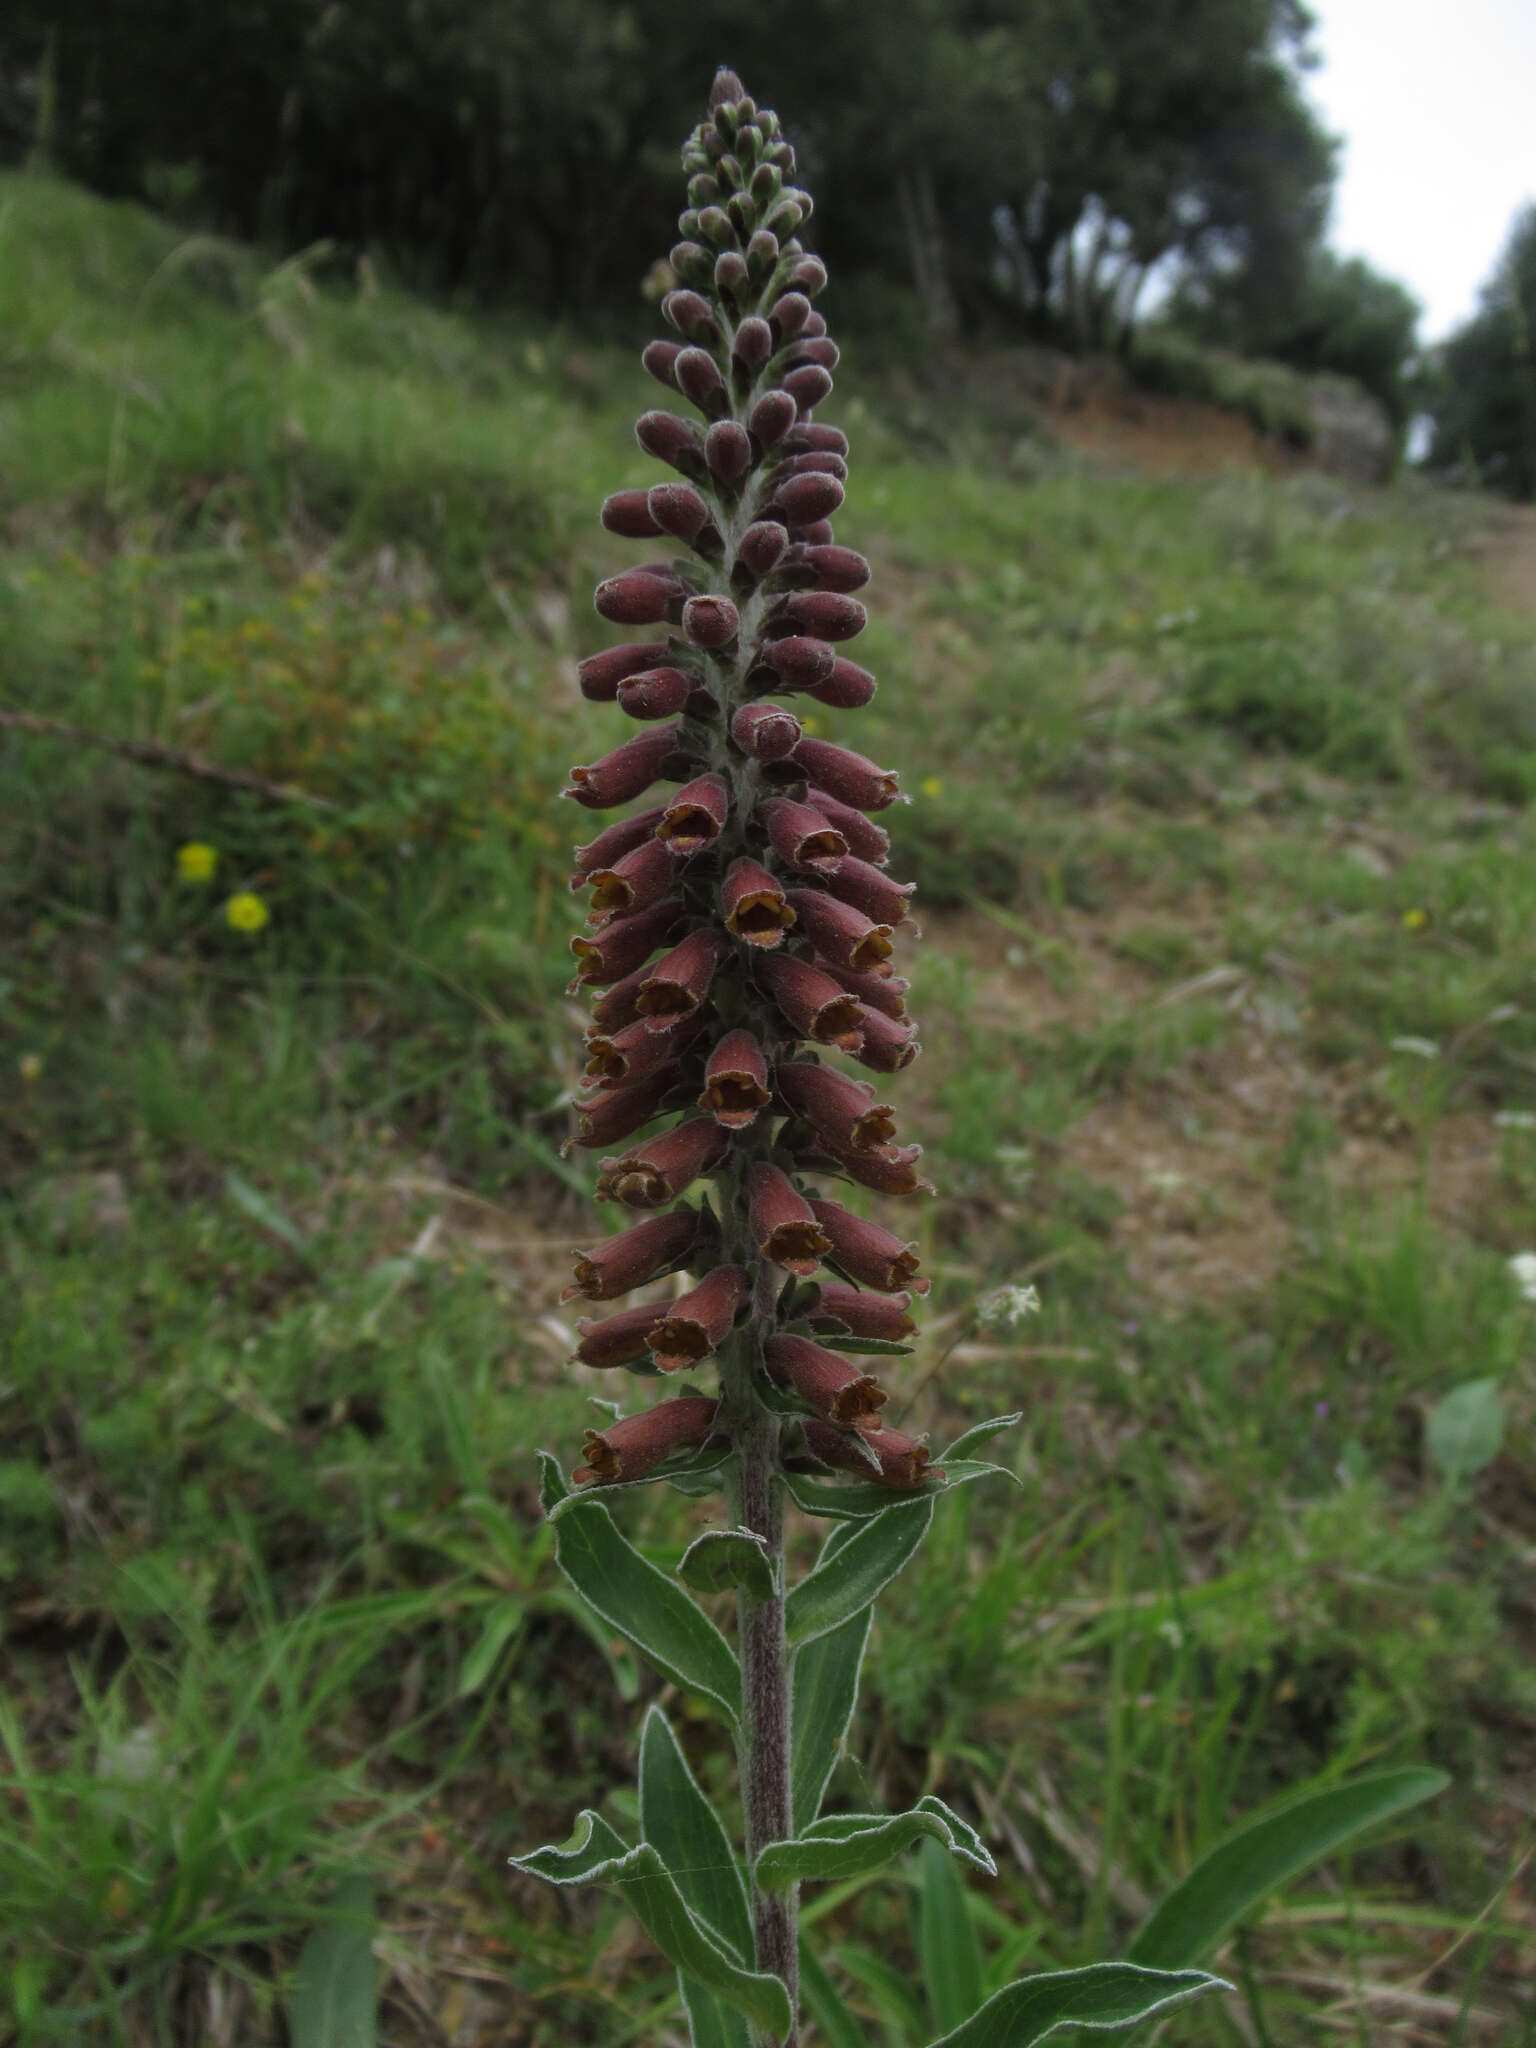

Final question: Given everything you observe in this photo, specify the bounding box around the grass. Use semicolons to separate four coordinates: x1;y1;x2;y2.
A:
3;165;1536;2043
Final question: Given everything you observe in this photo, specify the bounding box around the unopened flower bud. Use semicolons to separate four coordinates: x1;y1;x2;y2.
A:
792;737;900;811
808;1283;916;1342
732;317;774;372
699;1029;772;1128
663;289;718;342
760;795;847;873
675;346;728;414
808;655;878;709
601;488;664;538
737;520;790;580
787;254;828;297
746;1160;831;1274
784;889;893;973
637;409;707;475
657;771;729;852
705;419;752;483
682;594;739;647
649;1267;751;1371
770;291;812;342
766;1334;885;1424
564;725;684;809
574;1396;722;1485
825;855;914;926
772;591;866;641
763;195;804;238
670;240;714;288
750;161;782;205
772;471;845;525
758;953;864;1047
726;192;755;240
641;339;684;389
772;450;848;487
807;1200;928;1294
573;1300;665;1368
595;568;684;626
568;897;686;988
569;1064;682;1148
795;519;835;545
596;1116;729;1209
696;205;734;250
761;635;835;688
647;482;712;544
784;422;848;457
800;544;869;593
750;390;797;446
636;926;730;1024
746;228;780;279
784;365;833;414
801;310;828;338
578;644;676;701
714;249;751;300
617;665;695;721
787;336;839;372
799;1418;935;1489
721;857;796;946
731;701;801;761
778;1061;896;1151
564;1206;705;1302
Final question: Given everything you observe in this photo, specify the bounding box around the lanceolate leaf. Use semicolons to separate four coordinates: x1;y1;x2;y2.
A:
289;1877;378;2048
782;1457;1012;1523
755;1796;996;1892
677;1528;776;1601
638;1706;752;1966
551;1497;741;1726
923;1963;1228;2047
537;1449;571;1518
680;1977;752;2048
790;1605;872;1833
814;1335;917;1356
785;1496;933;1645
943;1413;1024;1461
1128;1767;1451;1971
918;1835;984;2035
509;1812;792;2038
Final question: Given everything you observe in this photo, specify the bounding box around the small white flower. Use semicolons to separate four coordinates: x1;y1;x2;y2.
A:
1509;1252;1536;1306
1390;1035;1440;1059
1494;1111;1536;1131
979;1283;1042;1327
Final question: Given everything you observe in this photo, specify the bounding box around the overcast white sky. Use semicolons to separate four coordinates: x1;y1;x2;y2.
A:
1306;0;1536;341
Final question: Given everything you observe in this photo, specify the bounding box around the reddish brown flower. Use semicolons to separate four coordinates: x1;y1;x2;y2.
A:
819;962;909;1020
804;790;890;865
731;701;801;761
583;836;680;923
784;889;894;974
574;1396;722;1485
760;796;847;874
656;772;729;853
721;858;796;947
777;1061;896;1152
705;419;752;483
648;481;713;544
596;1116;728;1208
648;1266;751;1371
808;1283;916;1342
737;520;789;580
564;725;684;810
819;1140;931;1196
807;656;878;710
771;591;866;642
570;807;666;882
771;471;845;526
577;644;672;702
583;1012;700;1085
601;489;663;539
765;1334;886;1424
760;635;836;689
799;1418;936;1489
808;1200;928;1294
749;389;797;445
594;567;687;626
572;1300;667;1368
823;856;915;927
791;738;901;813
569;1065;682;1149
746;1161;831;1274
637;410;706;474
563;1207;705;1302
758;954;864;1049
568;898;686;990
681;595;739;648
698;1030;772;1128
617;667;695;721
636;926;730;1025
850;1008;921;1073
797;545;869;593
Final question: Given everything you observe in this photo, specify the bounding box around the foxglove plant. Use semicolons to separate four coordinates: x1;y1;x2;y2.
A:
512;70;1227;2048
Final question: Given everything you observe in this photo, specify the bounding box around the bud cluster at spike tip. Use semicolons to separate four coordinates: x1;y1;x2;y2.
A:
559;67;939;1496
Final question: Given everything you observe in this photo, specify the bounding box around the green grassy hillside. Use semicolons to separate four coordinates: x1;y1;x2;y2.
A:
3;170;1535;2044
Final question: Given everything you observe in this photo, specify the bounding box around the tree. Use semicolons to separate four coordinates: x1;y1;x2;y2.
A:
1427;204;1536;501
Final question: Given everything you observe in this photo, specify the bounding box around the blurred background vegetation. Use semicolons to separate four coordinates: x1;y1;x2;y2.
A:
3;6;1536;2046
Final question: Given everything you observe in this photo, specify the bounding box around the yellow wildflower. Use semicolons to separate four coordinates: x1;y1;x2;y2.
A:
920;776;943;798
1401;907;1427;931
18;1052;42;1085
176;841;219;883
225;891;271;934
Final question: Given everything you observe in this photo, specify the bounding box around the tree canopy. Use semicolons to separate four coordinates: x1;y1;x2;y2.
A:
1427;204;1536;502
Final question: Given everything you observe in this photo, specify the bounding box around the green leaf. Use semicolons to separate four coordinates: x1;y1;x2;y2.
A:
537;1449;570;1516
1426;1378;1503;1482
456;1599;523;1697
782;1457;1011;1522
1129;1767;1450;1970
677;1528;776;1601
509;1812;791;2038
943;1413;1023;1461
785;1496;933;1646
639;1706;752;1965
797;1941;866;2048
925;1963;1227;2047
791;1605;872;1833
756;1796;995;1892
226;1170;312;1262
918;1834;985;2035
289;1877;378;2048
814;1335;917;1356
680;1976;752;2048
551;1496;741;1726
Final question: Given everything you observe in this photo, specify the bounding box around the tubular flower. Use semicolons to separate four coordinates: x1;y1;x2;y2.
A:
556;68;933;1495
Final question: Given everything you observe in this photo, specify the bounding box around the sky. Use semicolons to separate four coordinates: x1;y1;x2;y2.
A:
1306;0;1536;342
